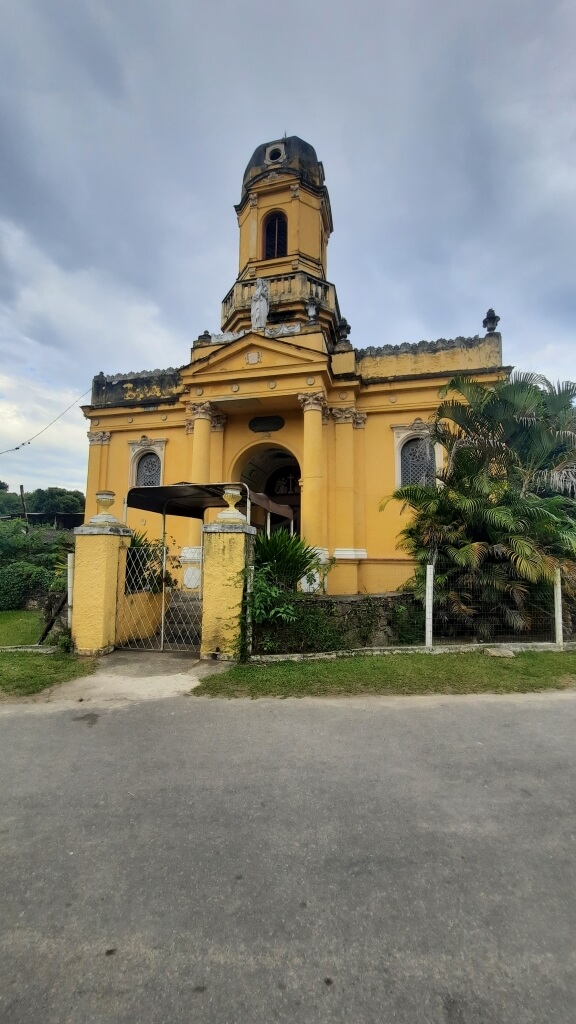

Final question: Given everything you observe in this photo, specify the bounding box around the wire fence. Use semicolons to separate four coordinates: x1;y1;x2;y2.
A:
249;564;567;656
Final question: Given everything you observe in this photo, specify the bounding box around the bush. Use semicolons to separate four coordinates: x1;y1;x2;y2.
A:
0;562;52;611
254;596;347;654
254;530;321;591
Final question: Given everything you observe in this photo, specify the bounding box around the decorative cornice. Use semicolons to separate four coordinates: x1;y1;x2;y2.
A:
331;407;356;424
264;322;301;338
391;418;429;437
128;435;167;453
87;431;111;445
352;411;367;429
94;367;180;382
355;336;485;360
297;391;327;414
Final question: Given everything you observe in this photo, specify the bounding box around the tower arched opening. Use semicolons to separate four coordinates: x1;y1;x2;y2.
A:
263;211;288;260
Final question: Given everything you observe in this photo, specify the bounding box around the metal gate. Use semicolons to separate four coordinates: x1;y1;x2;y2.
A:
116;542;202;652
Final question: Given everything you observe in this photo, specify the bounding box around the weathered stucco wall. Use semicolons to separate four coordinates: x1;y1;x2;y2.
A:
201;523;255;659
72;531;130;654
356;335;502;381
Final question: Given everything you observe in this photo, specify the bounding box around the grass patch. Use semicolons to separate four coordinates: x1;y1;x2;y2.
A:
0;610;43;646
193;651;576;699
0;653;97;697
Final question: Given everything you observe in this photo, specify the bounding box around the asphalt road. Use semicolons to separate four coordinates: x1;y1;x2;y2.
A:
1;691;575;1023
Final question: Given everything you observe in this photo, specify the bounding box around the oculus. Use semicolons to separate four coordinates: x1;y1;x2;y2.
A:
249;415;285;433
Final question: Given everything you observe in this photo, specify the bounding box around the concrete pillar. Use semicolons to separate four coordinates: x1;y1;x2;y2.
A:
210;411;227;482
72;493;132;655
353;410;368;587
187;401;214;549
331;407;357;593
200;488;256;660
85;431;111;521
298;391;327;552
189;402;213;482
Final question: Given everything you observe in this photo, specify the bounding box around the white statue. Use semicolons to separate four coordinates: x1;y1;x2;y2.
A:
251;278;269;331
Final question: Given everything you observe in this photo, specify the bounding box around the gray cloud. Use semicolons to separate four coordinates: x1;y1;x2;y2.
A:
0;0;574;490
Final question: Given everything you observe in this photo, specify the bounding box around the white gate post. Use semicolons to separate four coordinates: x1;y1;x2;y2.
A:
425;563;434;649
554;567;564;649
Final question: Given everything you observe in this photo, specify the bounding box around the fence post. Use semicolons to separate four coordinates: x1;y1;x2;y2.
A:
554;567;564;650
425;563;434;649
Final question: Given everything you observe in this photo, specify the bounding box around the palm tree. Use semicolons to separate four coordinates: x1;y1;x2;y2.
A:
384;373;576;640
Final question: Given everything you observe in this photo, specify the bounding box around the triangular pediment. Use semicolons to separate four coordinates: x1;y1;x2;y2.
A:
184;332;327;379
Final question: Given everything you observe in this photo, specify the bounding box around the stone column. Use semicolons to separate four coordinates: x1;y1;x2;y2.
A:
85;431;111;521
186;402;213;550
353;411;368;588
209;411;227;484
201;489;256;660
72;493;132;655
331;407;358;594
188;402;213;483
298;392;327;553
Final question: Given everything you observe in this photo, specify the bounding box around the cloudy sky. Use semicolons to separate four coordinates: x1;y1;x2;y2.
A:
0;0;574;493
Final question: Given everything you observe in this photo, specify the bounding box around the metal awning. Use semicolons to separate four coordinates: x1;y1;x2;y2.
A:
125;482;293;522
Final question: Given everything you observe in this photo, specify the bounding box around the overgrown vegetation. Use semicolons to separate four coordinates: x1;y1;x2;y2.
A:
386;374;576;642
252;594;425;654
0;520;75;611
248;529;425;655
194;650;576;698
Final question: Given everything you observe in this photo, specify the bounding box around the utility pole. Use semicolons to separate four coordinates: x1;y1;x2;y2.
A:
19;485;29;532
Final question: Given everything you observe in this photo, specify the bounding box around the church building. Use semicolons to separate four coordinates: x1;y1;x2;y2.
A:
83;136;505;595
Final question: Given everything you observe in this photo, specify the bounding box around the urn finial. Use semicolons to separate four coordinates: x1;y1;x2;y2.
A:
483;308;500;334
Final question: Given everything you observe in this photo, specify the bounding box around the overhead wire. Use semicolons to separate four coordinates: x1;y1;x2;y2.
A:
0;387;92;456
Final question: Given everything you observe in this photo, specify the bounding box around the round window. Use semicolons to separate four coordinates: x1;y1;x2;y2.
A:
269;147;282;161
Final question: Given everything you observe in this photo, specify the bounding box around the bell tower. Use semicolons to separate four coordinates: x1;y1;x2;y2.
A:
221;136;345;347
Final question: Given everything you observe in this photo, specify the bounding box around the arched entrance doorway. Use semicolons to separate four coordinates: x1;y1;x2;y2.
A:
237;446;301;535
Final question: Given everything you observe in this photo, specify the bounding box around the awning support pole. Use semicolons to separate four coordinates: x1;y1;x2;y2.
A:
160;511;167;652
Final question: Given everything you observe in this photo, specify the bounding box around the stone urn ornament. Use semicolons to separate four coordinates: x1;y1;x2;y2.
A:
90;490;119;525
217;487;246;523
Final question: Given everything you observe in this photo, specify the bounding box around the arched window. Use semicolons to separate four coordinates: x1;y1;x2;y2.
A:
263;212;287;260
400;437;435;487
136;452;161;487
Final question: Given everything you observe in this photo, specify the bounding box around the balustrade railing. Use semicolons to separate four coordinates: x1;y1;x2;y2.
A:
222;272;339;321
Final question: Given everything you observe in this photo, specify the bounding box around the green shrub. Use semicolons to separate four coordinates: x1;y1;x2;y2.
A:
254;596;346;654
386;597;426;645
254;530;320;590
0;562;52;611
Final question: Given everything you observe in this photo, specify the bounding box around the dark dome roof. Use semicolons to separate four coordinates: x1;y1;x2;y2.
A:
242;136;324;197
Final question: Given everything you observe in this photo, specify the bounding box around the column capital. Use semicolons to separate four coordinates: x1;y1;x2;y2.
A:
87;430;111;445
187;401;213;421
352;411;367;429
331;407;355;424
297;391;327;413
211;411;227;432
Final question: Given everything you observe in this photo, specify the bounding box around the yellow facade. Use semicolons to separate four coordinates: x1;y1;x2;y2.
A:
82;137;506;596
200;521;256;660
72;528;131;654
